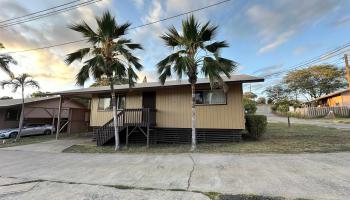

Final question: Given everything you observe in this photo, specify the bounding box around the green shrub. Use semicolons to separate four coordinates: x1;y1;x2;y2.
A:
277;104;289;113
243;98;257;114
245;115;267;140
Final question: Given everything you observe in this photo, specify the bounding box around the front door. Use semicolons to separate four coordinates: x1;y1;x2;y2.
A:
142;92;156;126
142;92;156;109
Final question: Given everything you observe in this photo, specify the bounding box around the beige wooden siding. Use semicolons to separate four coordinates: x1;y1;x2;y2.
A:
156;83;244;129
90;83;245;129
90;92;142;126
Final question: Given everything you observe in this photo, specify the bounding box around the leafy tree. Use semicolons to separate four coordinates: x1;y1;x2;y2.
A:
0;96;13;100
243;97;257;114
65;11;143;150
90;77;128;87
243;91;257;99
30;91;52;98
157;15;237;151
284;65;346;100
1;74;40;141
0;43;17;77
264;85;290;103
256;97;266;104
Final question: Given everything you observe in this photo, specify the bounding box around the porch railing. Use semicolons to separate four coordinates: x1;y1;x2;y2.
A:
96;108;156;146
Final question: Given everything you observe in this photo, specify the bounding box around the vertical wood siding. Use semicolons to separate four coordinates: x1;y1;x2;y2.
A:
90;83;245;129
90;92;142;126
155;83;244;129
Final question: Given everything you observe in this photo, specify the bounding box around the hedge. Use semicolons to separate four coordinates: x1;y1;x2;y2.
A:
245;115;267;140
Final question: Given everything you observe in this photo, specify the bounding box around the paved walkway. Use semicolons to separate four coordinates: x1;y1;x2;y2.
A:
257;105;350;130
1;139;90;153
0;149;349;200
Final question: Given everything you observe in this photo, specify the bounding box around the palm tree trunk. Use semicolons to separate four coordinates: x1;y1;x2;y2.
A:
16;87;24;142
190;83;197;151
110;82;120;151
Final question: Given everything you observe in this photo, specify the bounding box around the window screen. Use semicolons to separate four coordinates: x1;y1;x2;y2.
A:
195;90;226;105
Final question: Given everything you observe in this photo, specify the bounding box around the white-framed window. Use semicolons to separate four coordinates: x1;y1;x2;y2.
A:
97;95;125;111
195;90;227;105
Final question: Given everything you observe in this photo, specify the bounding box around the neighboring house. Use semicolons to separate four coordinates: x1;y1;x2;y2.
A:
0;96;89;133
54;74;264;146
311;88;350;107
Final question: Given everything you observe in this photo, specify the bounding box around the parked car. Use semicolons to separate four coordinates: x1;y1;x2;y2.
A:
0;124;55;139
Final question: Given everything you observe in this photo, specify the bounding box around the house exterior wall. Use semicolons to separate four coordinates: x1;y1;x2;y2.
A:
326;95;343;107
90;83;245;129
90;92;142;126
0;108;19;129
324;91;350;107
341;91;350;106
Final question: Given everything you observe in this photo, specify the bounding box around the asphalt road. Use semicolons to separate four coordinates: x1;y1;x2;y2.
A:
0;148;349;200
257;105;350;130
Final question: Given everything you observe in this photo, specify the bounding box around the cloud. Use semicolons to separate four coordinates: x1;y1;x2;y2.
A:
252;64;284;77
0;0;112;97
258;30;295;54
332;15;350;27
246;0;339;53
132;0;144;10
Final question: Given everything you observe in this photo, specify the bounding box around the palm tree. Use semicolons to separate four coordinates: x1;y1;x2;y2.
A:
0;43;17;77
65;11;143;151
1;73;40;141
157;15;237;151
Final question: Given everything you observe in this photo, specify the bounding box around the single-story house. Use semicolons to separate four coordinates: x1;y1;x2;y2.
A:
310;88;350;107
53;74;264;146
0;96;90;133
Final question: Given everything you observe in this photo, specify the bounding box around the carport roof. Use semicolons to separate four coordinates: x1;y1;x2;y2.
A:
0;96;59;108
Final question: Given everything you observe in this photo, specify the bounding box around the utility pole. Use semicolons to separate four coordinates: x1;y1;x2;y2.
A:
345;54;350;88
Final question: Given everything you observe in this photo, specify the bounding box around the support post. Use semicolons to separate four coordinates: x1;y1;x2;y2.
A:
147;126;150;148
344;54;350;88
56;95;62;140
287;115;291;128
126;126;129;148
51;109;55;135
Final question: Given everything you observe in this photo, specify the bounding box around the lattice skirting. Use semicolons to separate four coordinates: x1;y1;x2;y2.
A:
94;127;242;145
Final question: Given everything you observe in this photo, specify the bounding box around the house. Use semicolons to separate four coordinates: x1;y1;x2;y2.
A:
0;96;89;133
311;88;350;107
53;74;264;146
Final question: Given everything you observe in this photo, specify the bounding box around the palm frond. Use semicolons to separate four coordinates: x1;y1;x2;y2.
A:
114;22;131;38
200;23;217;42
158;65;172;85
69;21;99;44
76;64;91;86
65;48;90;65
127;66;139;87
205;41;229;53
96;11;117;39
25;80;40;89
0;54;17;76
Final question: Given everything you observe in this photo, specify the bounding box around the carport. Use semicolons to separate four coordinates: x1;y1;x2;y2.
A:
0;96;90;135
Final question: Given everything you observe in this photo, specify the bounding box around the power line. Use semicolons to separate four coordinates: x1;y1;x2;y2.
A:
0;0;102;29
4;0;232;54
264;42;350;78
0;0;81;24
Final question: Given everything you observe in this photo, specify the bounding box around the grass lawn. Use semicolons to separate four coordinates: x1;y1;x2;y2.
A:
0;133;89;148
63;122;350;154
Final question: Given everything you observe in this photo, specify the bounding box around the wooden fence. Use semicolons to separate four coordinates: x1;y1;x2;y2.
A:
292;106;350;118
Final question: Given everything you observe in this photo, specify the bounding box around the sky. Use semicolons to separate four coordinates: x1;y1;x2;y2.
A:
1;0;350;98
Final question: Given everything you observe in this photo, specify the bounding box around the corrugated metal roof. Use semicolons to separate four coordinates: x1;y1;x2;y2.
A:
312;88;350;102
52;74;264;96
0;96;58;108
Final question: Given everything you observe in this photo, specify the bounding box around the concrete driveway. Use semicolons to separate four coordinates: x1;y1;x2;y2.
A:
0;149;349;200
1;139;90;153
